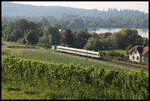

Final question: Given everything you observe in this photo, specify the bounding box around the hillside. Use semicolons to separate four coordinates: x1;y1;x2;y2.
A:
2;2;148;28
2;2;148;18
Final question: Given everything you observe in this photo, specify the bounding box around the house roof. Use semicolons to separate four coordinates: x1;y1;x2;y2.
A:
142;46;149;55
128;45;143;54
128;45;149;55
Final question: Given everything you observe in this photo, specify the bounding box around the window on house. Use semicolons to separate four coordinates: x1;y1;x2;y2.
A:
133;56;135;60
135;51;137;54
137;56;139;60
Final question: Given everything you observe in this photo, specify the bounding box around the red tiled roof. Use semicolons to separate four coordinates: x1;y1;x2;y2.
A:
142;46;149;55
128;45;143;54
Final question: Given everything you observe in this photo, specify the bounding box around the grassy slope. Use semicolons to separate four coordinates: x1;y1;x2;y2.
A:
2;41;39;49
2;48;148;72
2;82;71;100
2;49;148;100
2;41;26;46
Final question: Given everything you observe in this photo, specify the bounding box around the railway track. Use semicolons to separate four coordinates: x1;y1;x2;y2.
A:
57;50;148;71
93;56;148;70
54;46;149;71
104;58;148;70
3;46;148;71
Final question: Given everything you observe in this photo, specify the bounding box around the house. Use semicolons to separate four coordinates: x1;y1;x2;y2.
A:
141;46;149;64
128;45;149;64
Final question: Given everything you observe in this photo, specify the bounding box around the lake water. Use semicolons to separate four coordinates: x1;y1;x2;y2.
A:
90;28;149;38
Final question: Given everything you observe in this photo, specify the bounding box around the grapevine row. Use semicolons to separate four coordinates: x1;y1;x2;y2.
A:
2;56;149;99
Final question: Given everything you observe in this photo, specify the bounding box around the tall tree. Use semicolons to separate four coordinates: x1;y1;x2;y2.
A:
39;34;52;48
44;26;60;45
112;28;143;49
142;38;149;46
73;30;91;48
84;37;101;51
61;29;74;46
25;30;39;45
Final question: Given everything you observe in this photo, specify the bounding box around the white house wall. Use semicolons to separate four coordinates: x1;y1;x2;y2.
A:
129;50;141;62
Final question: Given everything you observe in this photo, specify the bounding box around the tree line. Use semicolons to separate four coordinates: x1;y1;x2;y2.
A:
2;19;149;50
2;12;148;29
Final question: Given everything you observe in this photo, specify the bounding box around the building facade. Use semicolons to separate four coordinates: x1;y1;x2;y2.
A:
129;49;141;62
128;45;149;64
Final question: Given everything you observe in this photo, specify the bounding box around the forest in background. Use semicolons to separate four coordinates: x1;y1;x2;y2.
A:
2;2;148;29
2;19;149;51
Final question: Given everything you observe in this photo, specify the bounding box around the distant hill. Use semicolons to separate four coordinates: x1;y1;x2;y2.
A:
2;2;148;18
2;2;148;28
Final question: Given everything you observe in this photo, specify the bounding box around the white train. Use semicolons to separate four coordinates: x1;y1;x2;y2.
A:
52;45;104;59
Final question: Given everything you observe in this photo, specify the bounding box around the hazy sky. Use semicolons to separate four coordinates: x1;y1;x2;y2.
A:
11;1;148;13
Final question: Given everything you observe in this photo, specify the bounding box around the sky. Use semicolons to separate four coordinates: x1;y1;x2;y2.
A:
11;1;149;13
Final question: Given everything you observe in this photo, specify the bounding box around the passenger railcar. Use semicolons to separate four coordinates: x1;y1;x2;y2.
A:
53;45;104;59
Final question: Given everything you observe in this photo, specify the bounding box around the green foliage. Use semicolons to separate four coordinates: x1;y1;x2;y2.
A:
17;38;27;44
2;19;42;43
2;18;147;51
84;37;101;51
106;50;128;61
43;26;60;45
60;29;74;47
25;30;39;45
2;2;148;28
92;28;145;50
39;34;52;48
99;32;112;39
100;38;116;50
73;30;91;48
142;38;149;46
112;28;143;49
1;48;119;69
2;56;149;99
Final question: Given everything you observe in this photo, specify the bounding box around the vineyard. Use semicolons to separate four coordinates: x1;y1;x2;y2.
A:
2;48;147;71
2;56;149;99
